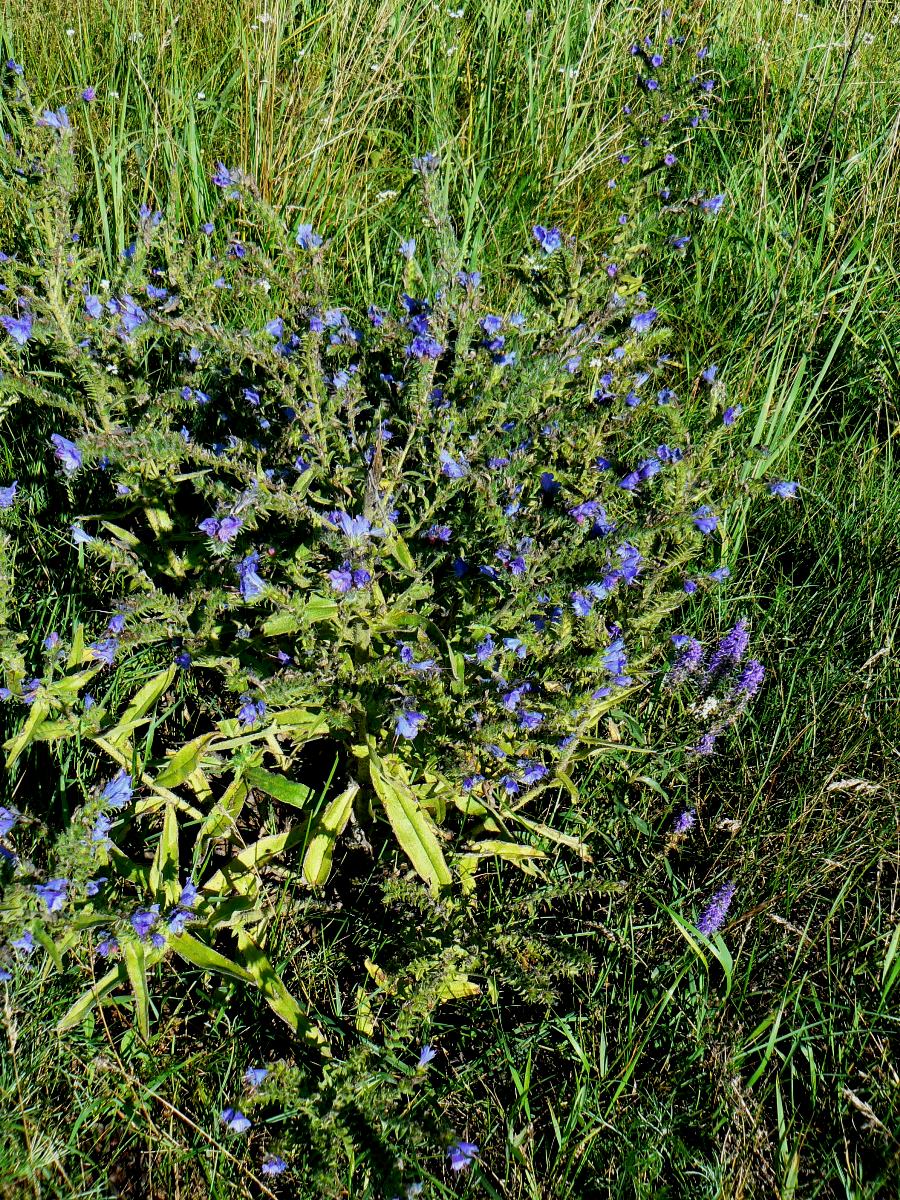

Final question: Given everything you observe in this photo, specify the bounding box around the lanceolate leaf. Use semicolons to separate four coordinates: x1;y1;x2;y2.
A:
302;782;359;887
56;964;126;1032
122;940;150;1041
245;766;312;809
235;929;329;1050
369;754;451;892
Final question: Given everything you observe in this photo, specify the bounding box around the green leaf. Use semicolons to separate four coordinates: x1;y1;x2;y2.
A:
302;782;359;886
66;623;85;670
386;533;416;572
198;775;249;842
245;766;312;809
202;827;305;897
169;932;254;983
57;964;126;1032
261;611;303;637
154;733;216;787
235;929;328;1049
5;699;50;768
31;924;66;972
122;941;150;1041
370;755;451;892
149;802;180;904
106;665;176;748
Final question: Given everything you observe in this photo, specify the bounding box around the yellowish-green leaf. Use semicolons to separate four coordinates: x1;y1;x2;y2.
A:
202;827;305;897
235;929;328;1049
122;940;150;1041
246;766;312;809
302;782;358;887
105;666;176;748
66;623;85;670
198;775;249;842
370;755;451;892
57;964;126;1032
436;972;480;1001
149;803;180;905
5;699;50;768
154;733;216;787
169;932;254;983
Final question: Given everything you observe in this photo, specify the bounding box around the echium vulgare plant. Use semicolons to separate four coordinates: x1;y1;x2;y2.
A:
0;42;794;1043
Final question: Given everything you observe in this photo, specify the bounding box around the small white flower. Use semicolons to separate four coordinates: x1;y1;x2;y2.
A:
66;27;75;37
446;45;457;56
258;10;272;23
196;91;206;100
862;31;874;45
448;8;464;17
105;363;119;375
376;189;398;201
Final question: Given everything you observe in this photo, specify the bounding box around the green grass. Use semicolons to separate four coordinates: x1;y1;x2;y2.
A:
1;0;900;1196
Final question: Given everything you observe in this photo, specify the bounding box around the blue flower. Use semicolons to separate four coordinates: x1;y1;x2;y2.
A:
456;270;482;289
768;480;798;499
261;1156;287;1176
245;1066;268;1087
692;506;718;534
406;333;443;360
448;1141;479;1171
328;561;371;594
11;930;34;954
35;878;68;913
722;405;741;425
630;309;658;334
0;481;17;508
702;364;719;384
673;808;696;833
180;878;199;908
37;107;70;131
130;905;160;939
439;451;467;479
417;1045;437;1068
236;552;265;600
399;238;416;259
89;638;119;667
212;162;238;189
328;511;384;542
411;151;440;174
0;806;18;837
199;514;244;543
532;225;562;254
396;709;426;740
71;524;93;545
221;1107;251;1134
0;313;33;345
101;771;133;809
296;223;323;249
238;695;267;726
702;193;725;214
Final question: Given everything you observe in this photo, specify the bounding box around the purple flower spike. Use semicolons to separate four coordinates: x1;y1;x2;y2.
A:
673;808;696;833
697;882;736;935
